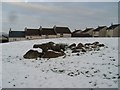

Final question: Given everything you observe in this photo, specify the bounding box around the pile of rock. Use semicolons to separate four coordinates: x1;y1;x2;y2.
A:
23;41;106;59
23;42;67;59
68;41;105;53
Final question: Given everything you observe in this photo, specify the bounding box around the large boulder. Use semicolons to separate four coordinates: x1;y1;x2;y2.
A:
92;41;99;46
42;51;65;58
51;44;61;52
84;43;92;47
33;42;67;52
68;43;76;50
59;43;68;51
23;50;43;59
76;43;84;49
72;49;81;53
98;44;105;47
33;42;55;52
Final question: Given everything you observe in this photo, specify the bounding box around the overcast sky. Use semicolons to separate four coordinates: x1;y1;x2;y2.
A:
1;0;119;33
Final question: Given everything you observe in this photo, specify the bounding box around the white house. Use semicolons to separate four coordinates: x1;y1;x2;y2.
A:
106;24;120;37
82;28;94;36
93;26;107;37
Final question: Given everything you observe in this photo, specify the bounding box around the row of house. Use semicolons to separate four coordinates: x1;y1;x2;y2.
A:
72;24;120;37
8;24;120;42
9;26;71;42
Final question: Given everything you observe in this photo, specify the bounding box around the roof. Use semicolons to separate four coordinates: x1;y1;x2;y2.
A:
55;27;71;34
107;24;120;30
9;31;25;37
41;28;57;35
25;29;41;36
94;26;107;31
0;32;9;37
83;28;94;32
72;30;82;34
0;35;8;40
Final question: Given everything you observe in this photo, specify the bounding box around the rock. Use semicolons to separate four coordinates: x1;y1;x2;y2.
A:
59;43;68;51
42;51;65;58
72;49;81;53
81;47;86;52
23;50;43;59
85;71;89;73
92;41;99;45
68;43;76;49
33;42;55;52
33;42;67;52
98;44;105;47
76;43;84;49
91;45;98;49
85;43;92;46
51;44;61;52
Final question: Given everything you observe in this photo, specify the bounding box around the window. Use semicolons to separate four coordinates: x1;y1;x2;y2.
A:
45;35;48;38
60;33;63;37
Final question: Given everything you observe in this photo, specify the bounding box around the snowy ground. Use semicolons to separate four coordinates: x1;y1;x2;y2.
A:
0;43;2;89
1;38;119;88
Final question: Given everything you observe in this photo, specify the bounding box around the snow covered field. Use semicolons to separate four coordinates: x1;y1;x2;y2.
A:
1;38;119;88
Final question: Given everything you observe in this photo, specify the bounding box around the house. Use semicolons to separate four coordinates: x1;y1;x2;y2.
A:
106;24;120;37
93;26;107;37
9;29;25;42
53;26;71;38
41;28;57;39
25;27;41;39
72;29;92;37
72;29;82;37
82;28;94;36
0;32;9;43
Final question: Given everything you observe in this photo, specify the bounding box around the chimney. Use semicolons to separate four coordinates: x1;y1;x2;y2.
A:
53;25;56;29
39;26;42;30
25;27;27;31
111;22;113;26
9;28;11;32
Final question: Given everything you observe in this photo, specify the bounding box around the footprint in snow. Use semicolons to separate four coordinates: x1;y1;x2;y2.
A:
13;84;16;87
67;71;80;77
110;59;116;61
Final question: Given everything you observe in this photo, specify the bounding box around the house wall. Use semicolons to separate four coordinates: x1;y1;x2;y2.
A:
99;27;107;37
57;34;71;38
113;26;120;37
25;36;41;40
93;31;99;37
106;30;113;37
41;35;57;39
9;38;25;42
85;29;94;36
87;30;93;36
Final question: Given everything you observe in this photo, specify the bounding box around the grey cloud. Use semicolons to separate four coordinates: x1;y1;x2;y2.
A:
2;2;118;33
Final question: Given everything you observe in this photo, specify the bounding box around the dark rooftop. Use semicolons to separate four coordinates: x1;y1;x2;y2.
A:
94;26;107;31
83;28;94;32
55;27;71;34
107;24;120;30
25;29;41;36
72;30;82;34
9;31;25;37
41;28;57;35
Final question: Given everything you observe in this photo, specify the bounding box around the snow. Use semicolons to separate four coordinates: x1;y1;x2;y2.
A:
0;42;2;89
1;38;119;88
